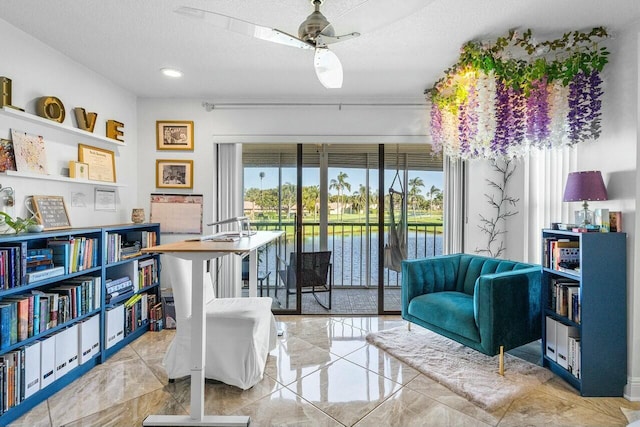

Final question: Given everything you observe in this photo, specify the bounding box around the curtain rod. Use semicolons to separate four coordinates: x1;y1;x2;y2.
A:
201;101;427;111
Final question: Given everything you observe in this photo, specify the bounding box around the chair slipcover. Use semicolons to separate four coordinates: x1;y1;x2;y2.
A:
162;255;277;390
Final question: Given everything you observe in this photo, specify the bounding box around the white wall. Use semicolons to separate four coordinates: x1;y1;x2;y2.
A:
0;20;138;227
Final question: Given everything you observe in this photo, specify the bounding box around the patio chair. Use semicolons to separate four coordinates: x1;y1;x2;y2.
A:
279;251;332;309
241;256;272;297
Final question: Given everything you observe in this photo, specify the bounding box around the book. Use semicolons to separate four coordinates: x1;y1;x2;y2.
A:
26;266;65;283
0;303;12;350
48;241;71;275
2;296;30;342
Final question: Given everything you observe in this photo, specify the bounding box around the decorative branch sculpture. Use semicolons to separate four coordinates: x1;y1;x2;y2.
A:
475;158;519;258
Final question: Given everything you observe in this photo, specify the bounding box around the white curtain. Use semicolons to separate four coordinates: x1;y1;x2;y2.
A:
215;143;244;298
523;147;577;263
443;156;466;254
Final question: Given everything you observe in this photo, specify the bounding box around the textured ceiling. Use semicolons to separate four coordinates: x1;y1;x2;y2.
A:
2;0;639;101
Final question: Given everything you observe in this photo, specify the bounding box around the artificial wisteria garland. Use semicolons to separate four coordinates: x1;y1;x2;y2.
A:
427;28;609;160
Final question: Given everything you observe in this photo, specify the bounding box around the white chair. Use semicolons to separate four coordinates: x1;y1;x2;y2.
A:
162;254;277;390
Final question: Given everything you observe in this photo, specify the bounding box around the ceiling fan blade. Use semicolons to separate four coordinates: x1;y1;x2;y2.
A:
315;30;360;47
175;6;313;50
314;48;343;89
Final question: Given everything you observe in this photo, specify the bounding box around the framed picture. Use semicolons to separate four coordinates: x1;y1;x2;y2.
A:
95;187;117;211
78;144;116;182
0;139;16;172
31;195;71;230
156;159;193;189
11;129;48;175
156;120;194;151
69;161;89;179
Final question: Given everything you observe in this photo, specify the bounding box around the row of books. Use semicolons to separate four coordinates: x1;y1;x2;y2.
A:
138;258;158;289
0;315;100;414
105;231;158;264
124;293;159;337
0;242;27;290
543;238;580;271
0;236;99;291
548;278;581;323
546;316;581;379
0;276;101;351
47;237;99;275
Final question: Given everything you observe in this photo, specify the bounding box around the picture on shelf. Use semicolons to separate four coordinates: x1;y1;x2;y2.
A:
78;144;116;183
609;211;622;232
156;120;194;151
10;129;48;175
68;160;89;179
0;138;17;172
156;159;193;189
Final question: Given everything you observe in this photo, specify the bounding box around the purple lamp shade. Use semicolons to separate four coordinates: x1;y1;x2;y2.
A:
563;171;608;202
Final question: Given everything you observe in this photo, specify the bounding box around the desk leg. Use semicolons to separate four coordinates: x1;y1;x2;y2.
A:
144;256;250;427
248;250;257;297
191;260;206;420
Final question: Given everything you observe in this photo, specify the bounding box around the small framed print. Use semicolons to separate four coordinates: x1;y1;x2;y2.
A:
69;161;89;179
156;159;193;189
156;120;194;151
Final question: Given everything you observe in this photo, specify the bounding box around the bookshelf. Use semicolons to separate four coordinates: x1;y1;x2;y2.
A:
0;223;160;424
541;229;626;396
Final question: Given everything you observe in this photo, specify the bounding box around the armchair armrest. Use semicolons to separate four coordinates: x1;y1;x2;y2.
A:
401;254;461;316
473;266;542;355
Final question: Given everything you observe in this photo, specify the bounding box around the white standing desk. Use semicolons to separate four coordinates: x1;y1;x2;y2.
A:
141;230;283;427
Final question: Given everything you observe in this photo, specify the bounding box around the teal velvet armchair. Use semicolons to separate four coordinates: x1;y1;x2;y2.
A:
402;254;542;362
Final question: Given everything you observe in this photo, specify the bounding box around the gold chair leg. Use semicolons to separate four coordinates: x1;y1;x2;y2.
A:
499;345;504;376
407;322;411;331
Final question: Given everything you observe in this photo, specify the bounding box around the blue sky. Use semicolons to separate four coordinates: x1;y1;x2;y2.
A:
244;167;443;195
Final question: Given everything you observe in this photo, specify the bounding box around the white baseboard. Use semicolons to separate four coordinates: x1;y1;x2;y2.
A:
624;376;640;400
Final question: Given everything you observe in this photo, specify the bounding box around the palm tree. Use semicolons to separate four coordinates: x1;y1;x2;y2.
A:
408;177;425;218
329;171;351;220
258;171;265;217
428;185;442;216
350;184;368;221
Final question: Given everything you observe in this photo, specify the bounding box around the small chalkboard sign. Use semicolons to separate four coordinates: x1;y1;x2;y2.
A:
32;195;71;230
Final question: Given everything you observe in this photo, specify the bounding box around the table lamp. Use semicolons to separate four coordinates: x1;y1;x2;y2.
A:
563;170;608;226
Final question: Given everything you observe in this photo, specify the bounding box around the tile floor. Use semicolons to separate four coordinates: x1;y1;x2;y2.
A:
8;316;640;426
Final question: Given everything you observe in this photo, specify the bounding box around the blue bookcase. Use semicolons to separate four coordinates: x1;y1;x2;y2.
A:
541;229;626;396
0;223;160;424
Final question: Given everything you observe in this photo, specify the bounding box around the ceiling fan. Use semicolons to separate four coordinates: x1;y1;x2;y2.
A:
176;0;358;89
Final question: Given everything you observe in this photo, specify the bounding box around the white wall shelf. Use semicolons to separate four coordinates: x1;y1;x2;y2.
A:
0;106;126;148
2;170;126;187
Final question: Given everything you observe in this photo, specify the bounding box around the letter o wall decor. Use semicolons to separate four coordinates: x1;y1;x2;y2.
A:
36;96;66;123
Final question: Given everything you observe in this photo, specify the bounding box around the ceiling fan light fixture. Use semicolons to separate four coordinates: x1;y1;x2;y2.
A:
314;48;343;89
160;67;183;78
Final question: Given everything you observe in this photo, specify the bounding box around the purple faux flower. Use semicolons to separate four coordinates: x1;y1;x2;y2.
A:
525;77;551;147
430;103;443;154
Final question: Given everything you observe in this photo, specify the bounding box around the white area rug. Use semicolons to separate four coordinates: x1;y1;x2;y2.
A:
622;408;640;426
366;325;554;410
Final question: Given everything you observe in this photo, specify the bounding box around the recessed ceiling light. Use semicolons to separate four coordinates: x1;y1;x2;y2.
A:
160;68;183;78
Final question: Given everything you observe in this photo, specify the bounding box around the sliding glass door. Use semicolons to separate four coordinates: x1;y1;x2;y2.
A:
242;143;443;315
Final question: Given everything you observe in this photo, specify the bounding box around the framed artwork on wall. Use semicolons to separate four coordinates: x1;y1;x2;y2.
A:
156;120;194;151
78;144;116;182
156;159;193;189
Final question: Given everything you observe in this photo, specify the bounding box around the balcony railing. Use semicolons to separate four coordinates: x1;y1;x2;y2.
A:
251;221;443;288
